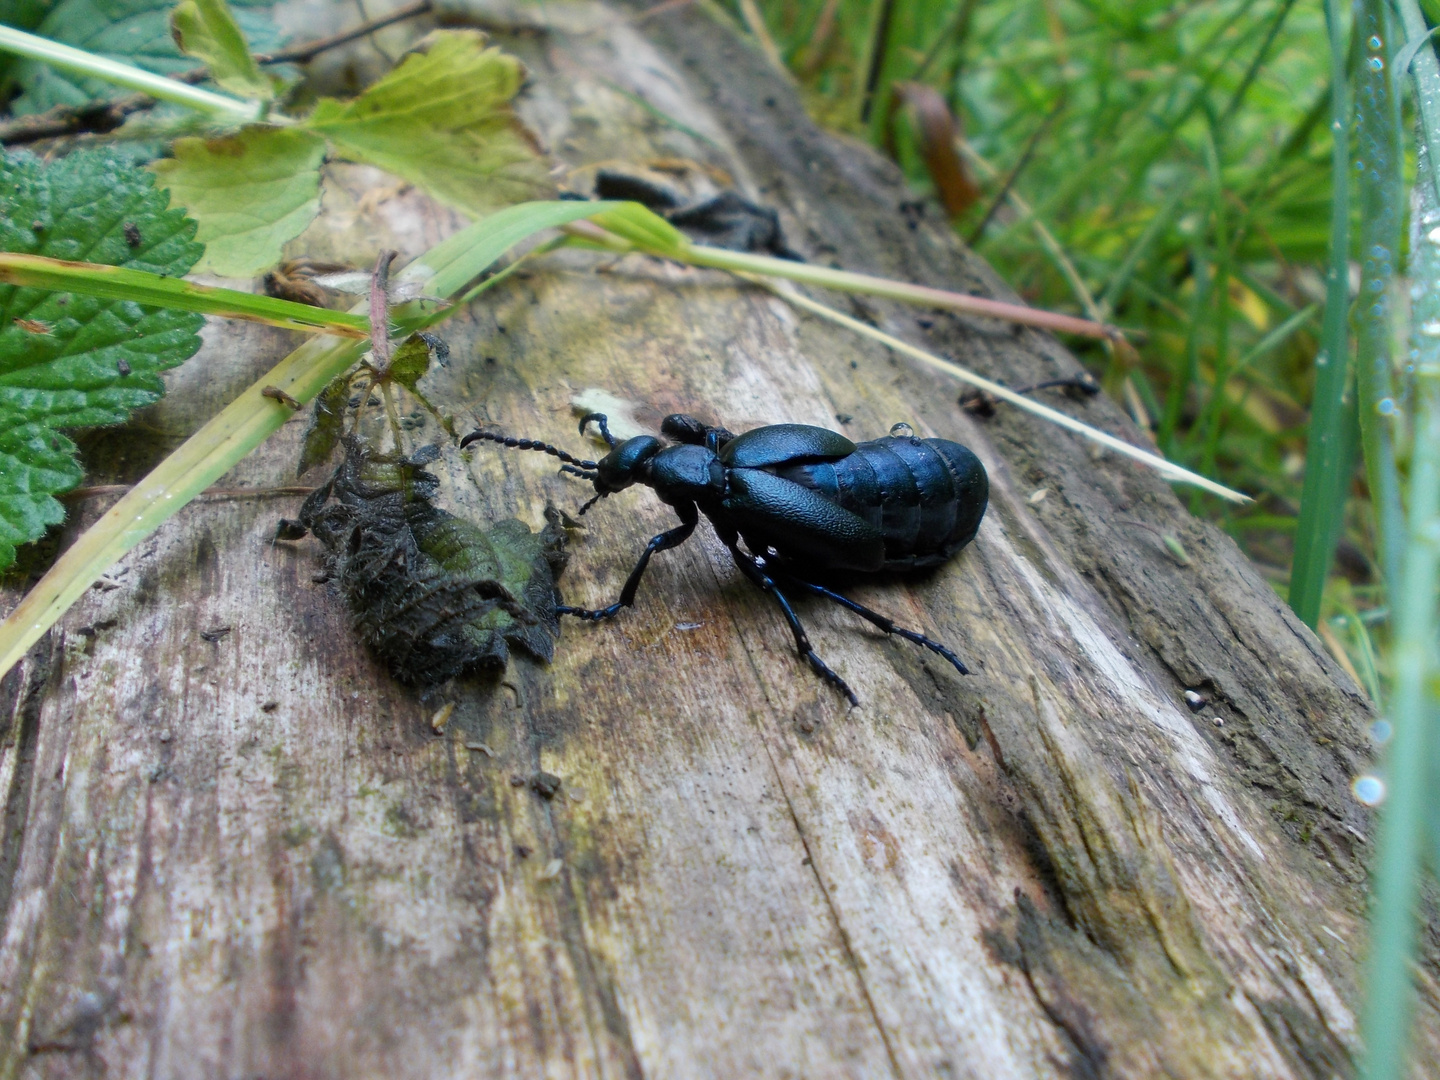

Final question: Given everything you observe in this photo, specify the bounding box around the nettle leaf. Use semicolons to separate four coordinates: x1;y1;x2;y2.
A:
3;0;282;115
170;0;273;101
303;29;554;216
151;126;326;276
0;148;204;568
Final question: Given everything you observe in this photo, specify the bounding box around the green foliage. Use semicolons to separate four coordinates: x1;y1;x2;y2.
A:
170;0;273;101
758;0;1361;613
139;28;554;272
303;29;554;216
0;0;281;113
0;147;203;567
151;126;325;276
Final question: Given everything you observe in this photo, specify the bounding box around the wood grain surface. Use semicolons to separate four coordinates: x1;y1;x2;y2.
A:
0;2;1430;1076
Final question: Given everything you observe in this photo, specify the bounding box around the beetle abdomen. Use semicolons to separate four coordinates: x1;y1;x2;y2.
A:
773;435;987;570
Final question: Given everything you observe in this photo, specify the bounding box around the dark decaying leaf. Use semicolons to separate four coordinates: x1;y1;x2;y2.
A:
297;372;351;476
297;436;568;685
387;332;435;393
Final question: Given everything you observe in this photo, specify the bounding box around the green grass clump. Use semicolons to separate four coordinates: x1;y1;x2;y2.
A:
758;0;1375;637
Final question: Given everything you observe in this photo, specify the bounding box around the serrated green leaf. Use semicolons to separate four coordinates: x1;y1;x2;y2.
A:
151;126;325;276
298;372;350;476
303;29;553;216
3;0;281;114
0;424;83;567
0;147;203;568
170;0;271;101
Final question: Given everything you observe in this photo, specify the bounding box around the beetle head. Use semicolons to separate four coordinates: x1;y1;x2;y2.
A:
595;435;661;493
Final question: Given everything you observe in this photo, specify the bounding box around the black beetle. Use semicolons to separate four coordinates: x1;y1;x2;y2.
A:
461;413;988;704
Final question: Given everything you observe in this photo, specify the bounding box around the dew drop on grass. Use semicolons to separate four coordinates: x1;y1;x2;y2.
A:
1352;774;1386;806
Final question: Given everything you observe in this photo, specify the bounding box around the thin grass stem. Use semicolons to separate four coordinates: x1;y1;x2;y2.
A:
757;278;1249;503
0;25;265;120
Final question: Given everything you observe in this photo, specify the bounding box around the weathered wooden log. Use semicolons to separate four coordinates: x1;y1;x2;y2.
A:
1;2;1431;1075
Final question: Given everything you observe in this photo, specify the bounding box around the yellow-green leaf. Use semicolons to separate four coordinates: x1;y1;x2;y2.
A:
303;29;553;216
169;0;273;101
589;201;689;257
152;126;327;277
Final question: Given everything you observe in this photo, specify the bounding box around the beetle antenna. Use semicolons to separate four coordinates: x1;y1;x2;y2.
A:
460;429;598;470
578;491;607;516
559;464;600;482
577;412;617;448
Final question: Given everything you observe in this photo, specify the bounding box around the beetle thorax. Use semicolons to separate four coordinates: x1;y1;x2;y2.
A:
647;444;727;505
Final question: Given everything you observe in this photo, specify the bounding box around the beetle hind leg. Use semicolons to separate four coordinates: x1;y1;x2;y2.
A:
777;576;970;677
726;546;859;707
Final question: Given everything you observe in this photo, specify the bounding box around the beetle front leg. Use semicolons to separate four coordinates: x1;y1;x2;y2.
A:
724;544;859;707
774;575;970;676
558;503;699;621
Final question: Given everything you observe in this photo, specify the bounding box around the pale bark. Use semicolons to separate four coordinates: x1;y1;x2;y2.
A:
0;2;1427;1077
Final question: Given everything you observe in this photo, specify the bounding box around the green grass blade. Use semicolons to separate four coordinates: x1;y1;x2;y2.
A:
1353;0;1407;592
1360;6;1440;1079
1358;99;1440;1080
0;253;371;338
1290;0;1358;628
0;199;620;683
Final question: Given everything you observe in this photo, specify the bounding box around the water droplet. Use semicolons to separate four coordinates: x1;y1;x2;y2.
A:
1369;56;1385;71
888;422;915;438
1369;35;1383;50
1370;719;1392;744
1352;774;1386;806
1378;398;1396;416
1429;227;1440;244
1423;321;1440;337
1372;244;1388;258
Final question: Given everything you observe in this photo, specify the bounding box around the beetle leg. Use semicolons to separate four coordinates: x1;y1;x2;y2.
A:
773;575;970;677
725;545;859;707
558;503;699;620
